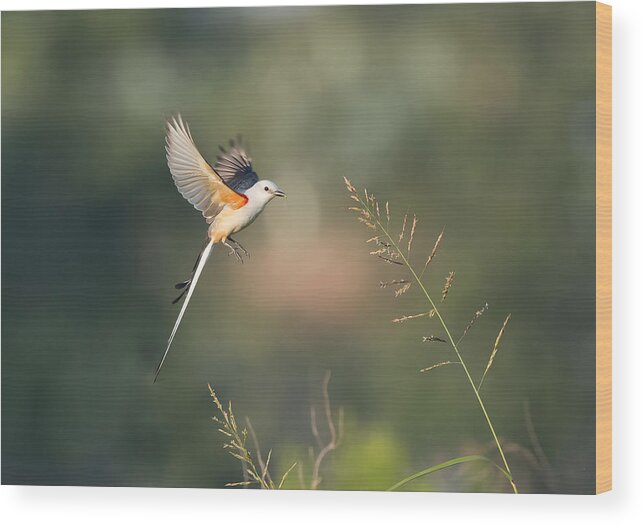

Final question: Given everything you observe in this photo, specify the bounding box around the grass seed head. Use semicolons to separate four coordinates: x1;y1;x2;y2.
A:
380;279;409;288
407;215;418;255
392;311;434;323
394;282;412;297
423;228;445;273
399;213;408;243
343;176;357;194
420;360;455;373
479;314;512;389
442;271;455;301
460;302;489;342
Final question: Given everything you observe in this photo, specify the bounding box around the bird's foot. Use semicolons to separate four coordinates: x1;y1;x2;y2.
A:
228;237;250;258
223;241;244;264
229;248;244;263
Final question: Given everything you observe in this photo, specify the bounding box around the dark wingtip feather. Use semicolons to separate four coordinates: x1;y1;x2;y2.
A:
175;280;190;290
172;289;188;304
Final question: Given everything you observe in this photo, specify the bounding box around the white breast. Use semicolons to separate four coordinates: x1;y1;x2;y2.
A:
210;199;266;239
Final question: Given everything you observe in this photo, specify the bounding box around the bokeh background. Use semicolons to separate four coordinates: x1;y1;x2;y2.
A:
2;3;596;493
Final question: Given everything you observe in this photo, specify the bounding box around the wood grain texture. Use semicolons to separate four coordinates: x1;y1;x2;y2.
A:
595;1;612;495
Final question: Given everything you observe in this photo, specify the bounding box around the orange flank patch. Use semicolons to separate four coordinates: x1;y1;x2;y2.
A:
211;179;249;209
231;193;249;209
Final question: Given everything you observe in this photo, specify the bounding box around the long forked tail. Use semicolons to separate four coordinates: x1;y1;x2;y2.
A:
154;240;214;383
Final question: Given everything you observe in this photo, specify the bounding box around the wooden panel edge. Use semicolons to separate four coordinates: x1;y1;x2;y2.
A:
595;1;612;495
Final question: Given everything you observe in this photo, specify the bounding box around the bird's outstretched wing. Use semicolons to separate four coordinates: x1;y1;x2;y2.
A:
166;116;248;223
214;138;259;193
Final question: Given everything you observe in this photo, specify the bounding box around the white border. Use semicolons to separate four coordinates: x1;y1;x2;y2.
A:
1;0;641;524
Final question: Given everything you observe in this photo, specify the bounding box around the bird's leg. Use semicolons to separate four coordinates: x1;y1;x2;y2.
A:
228;236;250;258
223;239;244;264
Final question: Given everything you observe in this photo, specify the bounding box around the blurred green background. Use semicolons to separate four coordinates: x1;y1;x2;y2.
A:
2;3;596;493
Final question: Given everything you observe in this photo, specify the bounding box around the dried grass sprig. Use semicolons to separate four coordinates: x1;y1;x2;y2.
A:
308;371;344;490
380;279;409;288
420;228;445;278
343;176;357;194
245;417;274;488
278;462;299;489
344;179;518;494
478;314;512;390
441;271;455;301
392;311;434;323
458;303;489;344
209;384;297;490
420;360;457;373
407;215;418;255
398;213;408;243
357;217;376;230
394;282;412;297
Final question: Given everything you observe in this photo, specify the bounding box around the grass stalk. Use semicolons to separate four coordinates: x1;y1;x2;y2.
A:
388;455;513;492
351;190;518;494
209;384;297;489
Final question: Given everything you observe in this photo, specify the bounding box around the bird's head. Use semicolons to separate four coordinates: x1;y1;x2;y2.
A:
247;180;286;204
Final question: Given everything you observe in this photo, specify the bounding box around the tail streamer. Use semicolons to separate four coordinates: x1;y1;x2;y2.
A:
154;240;214;383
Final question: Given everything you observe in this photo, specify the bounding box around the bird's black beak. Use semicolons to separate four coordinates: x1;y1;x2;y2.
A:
274;189;286;198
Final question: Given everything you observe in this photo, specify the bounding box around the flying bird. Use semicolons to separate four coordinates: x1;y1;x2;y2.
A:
154;115;286;383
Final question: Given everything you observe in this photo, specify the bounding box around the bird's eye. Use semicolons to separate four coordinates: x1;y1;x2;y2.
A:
264;186;269;191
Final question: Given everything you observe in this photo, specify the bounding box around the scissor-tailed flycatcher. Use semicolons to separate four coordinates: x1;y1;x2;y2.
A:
154;115;286;382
